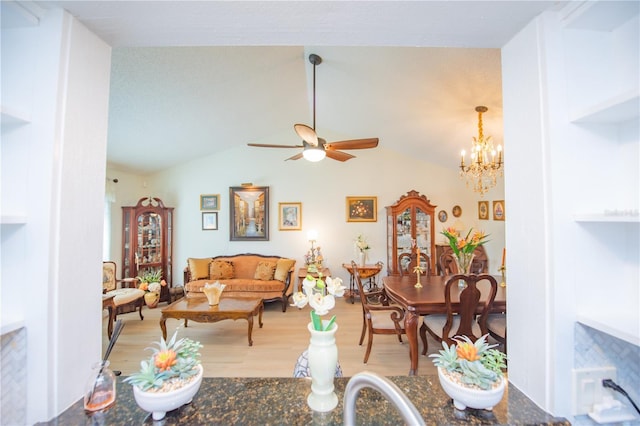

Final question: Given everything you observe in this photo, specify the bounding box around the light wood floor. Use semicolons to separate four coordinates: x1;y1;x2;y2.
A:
102;296;442;378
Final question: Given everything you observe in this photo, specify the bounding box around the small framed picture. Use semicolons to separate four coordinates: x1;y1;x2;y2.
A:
478;201;489;220
452;205;462;217
200;194;220;211
202;212;218;230
279;202;302;231
493;200;505;221
438;210;448;222
346;196;377;222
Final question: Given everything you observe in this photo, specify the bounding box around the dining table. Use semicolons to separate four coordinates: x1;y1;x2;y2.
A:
382;274;506;375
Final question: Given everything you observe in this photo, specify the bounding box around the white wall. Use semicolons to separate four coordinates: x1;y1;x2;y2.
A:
1;9;111;424
108;144;506;286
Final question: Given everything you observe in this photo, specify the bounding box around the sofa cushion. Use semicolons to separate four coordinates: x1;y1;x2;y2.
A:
210;260;234;280
254;261;277;280
188;258;212;280
274;258;295;282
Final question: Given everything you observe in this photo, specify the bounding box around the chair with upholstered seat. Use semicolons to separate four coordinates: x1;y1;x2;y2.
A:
102;261;144;337
351;261;406;364
398;252;431;276
420;274;498;355
485;313;507;354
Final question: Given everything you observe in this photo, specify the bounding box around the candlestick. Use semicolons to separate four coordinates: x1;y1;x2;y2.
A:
501;248;506;268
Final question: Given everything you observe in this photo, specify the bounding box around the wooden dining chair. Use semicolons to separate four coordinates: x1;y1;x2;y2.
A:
351;261;406;364
438;253;458;276
420;274;498;355
485;313;507;354
398;252;431;276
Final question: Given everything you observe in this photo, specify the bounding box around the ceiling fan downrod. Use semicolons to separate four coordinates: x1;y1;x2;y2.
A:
309;54;322;131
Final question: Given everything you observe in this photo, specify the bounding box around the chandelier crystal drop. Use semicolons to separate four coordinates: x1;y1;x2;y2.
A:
459;106;503;196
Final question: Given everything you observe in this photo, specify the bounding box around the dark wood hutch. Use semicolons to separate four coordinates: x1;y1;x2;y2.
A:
386;190;436;275
122;197;174;303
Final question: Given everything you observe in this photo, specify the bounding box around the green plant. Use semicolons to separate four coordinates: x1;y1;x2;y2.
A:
136;269;163;284
429;334;506;390
124;331;203;392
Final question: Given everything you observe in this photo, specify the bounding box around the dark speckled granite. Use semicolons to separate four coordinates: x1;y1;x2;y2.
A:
39;376;569;425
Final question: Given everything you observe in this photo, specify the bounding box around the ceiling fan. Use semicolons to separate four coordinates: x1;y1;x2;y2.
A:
248;54;379;162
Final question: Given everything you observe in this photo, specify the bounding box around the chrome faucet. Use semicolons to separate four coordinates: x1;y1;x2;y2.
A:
343;371;425;426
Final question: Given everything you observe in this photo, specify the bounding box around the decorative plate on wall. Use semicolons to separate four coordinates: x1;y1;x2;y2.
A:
452;205;462;217
438;210;448;222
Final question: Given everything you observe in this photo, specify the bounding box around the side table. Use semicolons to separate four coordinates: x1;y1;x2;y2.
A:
342;263;383;304
297;267;331;293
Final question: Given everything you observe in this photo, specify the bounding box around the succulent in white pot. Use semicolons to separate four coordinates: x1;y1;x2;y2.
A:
124;331;203;420
429;334;507;411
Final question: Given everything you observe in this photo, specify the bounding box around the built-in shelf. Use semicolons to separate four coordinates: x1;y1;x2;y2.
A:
576;314;640;347
570;90;640;124
1;215;27;225
574;213;640;223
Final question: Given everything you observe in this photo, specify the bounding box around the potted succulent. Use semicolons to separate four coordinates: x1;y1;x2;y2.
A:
429;334;507;411
124;331;203;420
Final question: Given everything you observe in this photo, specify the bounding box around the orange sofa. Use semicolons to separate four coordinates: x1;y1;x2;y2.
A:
183;254;296;312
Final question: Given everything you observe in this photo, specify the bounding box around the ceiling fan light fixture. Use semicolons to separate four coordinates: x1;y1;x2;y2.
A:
303;146;326;162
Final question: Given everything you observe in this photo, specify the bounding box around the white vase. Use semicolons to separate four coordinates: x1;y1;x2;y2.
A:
359;251;367;266
437;367;506;411
306;321;339;412
133;364;203;420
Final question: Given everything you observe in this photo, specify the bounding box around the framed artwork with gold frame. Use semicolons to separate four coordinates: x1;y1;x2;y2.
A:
493;200;505;221
200;194;220;211
229;186;269;240
278;202;302;231
346;196;377;222
478;201;489;220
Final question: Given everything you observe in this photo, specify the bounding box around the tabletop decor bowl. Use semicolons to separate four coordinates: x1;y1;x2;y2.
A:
124;331;203;420
430;334;507;411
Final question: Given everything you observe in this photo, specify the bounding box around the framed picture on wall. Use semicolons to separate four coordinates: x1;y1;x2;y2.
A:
493;200;505;221
478;201;489;220
278;202;302;230
200;194;220;211
346;196;377;222
438;210;448;222
202;212;218;230
229;186;269;241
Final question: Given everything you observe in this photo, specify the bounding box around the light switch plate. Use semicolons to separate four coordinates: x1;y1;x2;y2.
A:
572;367;617;415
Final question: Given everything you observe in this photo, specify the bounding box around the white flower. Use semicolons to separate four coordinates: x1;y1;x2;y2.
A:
354;234;371;253
148;282;161;293
326;277;346;297
309;293;335;316
290;291;308;309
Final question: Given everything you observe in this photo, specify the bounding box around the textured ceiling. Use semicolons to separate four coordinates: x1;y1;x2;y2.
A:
34;1;565;174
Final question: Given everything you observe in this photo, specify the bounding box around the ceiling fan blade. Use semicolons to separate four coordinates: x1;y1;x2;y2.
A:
247;143;303;149
294;124;319;146
325;150;355;162
285;152;304;161
324;138;379;150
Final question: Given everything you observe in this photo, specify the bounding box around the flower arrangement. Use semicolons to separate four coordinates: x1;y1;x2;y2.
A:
441;227;489;257
429;334;506;390
290;272;346;331
124;331;203;392
354;234;371;253
136;269;167;293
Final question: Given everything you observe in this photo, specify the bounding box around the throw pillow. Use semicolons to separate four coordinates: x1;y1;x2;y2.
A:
188;258;211;280
274;258;296;282
210;260;235;280
254;261;277;281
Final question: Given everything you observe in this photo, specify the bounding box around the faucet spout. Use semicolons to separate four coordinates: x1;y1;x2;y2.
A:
343;371;425;426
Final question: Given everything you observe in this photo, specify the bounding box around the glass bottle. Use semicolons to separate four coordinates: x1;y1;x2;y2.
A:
84;360;116;412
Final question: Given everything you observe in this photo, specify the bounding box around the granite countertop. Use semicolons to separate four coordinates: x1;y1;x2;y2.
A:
41;375;569;425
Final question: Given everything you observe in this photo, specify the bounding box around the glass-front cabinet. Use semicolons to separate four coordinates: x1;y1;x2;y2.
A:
386;190;436;275
122;197;174;303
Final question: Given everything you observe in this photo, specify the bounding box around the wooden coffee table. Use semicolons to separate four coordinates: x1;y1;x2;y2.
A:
160;297;264;346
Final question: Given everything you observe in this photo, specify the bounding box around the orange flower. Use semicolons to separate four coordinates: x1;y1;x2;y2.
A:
456;342;480;361
445;227;459;237
456;238;467;250
161;279;167;287
139;282;149;291
154;350;177;371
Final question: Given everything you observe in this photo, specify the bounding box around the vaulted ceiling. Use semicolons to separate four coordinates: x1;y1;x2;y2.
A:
38;1;565;174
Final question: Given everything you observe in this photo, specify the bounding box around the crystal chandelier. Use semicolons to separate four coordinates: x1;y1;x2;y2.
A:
459;106;503;196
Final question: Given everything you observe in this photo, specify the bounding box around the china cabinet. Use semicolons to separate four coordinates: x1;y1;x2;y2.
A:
122;197;174;303
386;190;436;275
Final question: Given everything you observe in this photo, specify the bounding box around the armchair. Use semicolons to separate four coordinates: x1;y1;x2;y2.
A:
102;261;144;337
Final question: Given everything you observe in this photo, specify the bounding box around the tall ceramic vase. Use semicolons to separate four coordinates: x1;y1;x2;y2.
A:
359;250;367;266
307;321;339;412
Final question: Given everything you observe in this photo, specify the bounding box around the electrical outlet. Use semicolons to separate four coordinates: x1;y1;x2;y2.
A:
572;367;617;415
